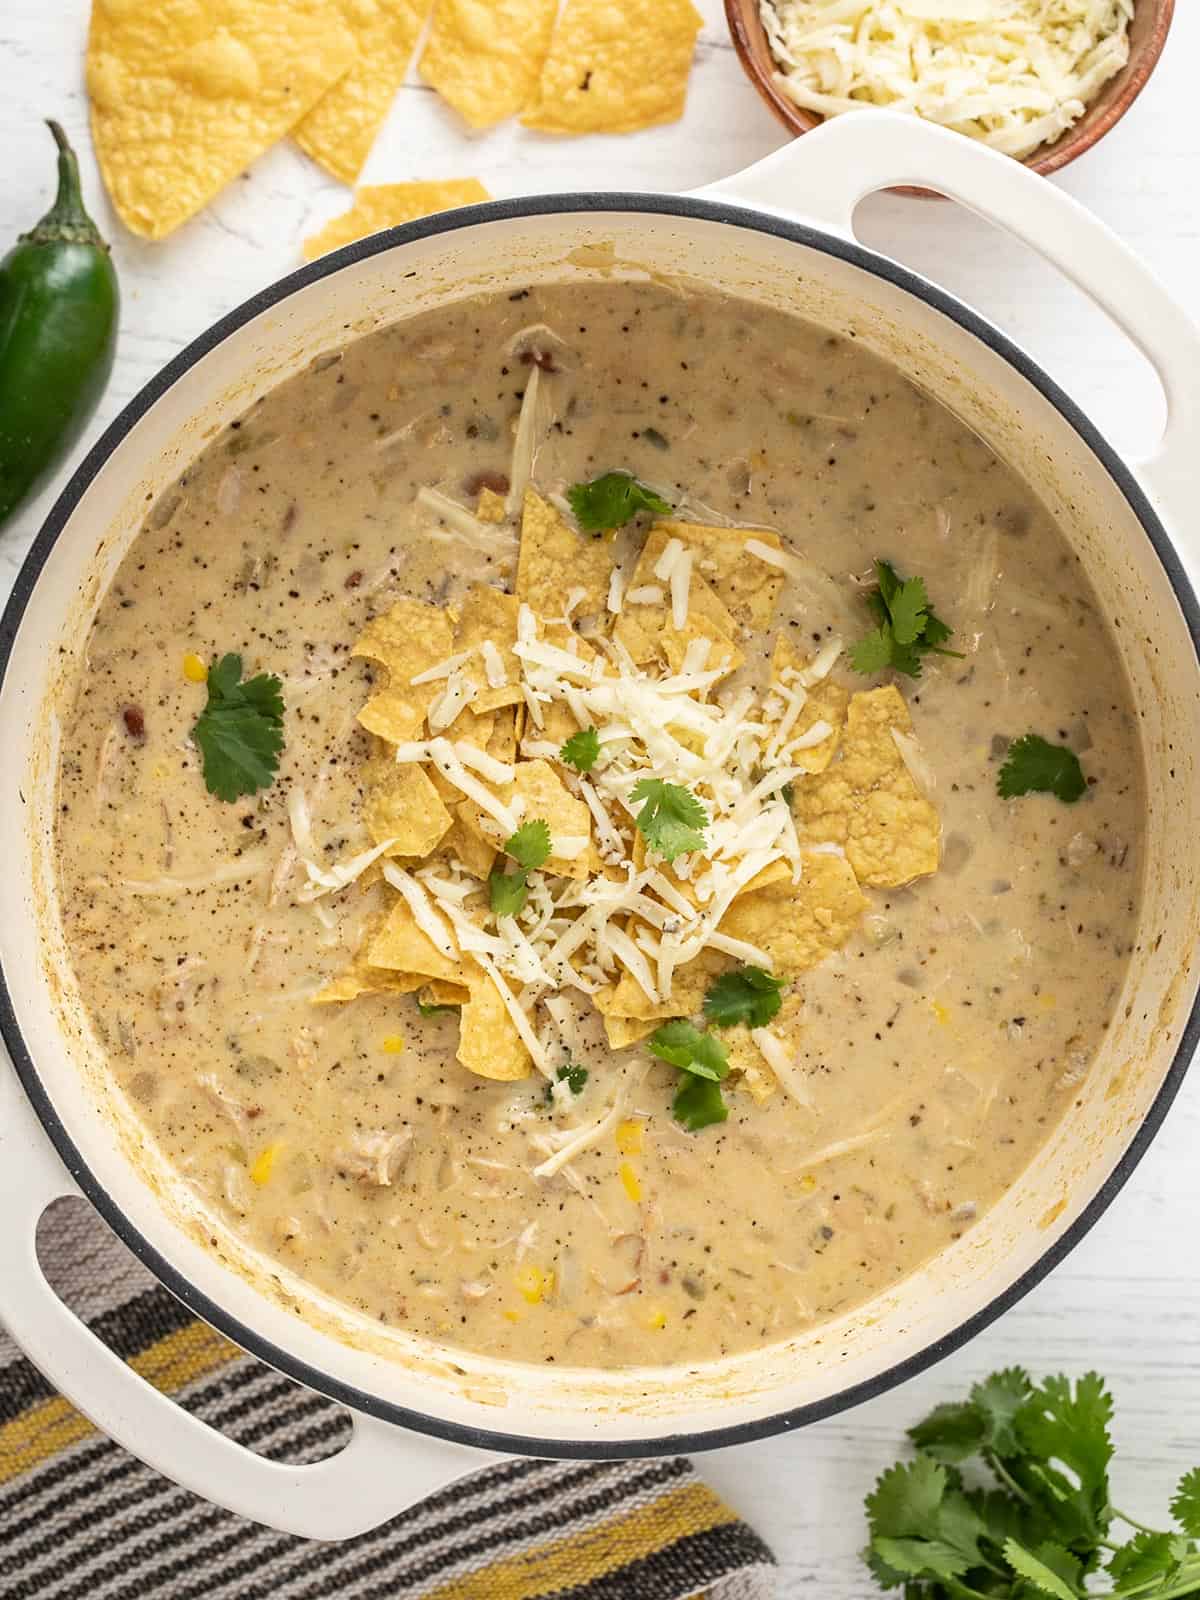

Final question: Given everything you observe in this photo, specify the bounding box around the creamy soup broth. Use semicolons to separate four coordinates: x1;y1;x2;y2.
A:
55;281;1143;1368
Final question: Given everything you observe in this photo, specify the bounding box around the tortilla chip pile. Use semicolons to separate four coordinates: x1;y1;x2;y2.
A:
86;0;704;241
314;488;941;1099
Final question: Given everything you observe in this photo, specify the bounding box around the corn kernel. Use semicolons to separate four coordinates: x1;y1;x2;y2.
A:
798;1174;817;1193
381;1034;406;1054
515;1265;554;1305
502;1309;522;1324
619;1161;642;1203
1037;992;1057;1012
930;1000;950;1025
182;652;208;683
615;1118;644;1155
647;1310;667;1330
249;1142;281;1187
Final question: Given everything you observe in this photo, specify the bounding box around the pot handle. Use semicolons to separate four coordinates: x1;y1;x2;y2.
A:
694;110;1200;535
0;1062;494;1539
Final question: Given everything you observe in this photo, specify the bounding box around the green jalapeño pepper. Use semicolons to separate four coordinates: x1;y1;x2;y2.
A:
0;121;119;527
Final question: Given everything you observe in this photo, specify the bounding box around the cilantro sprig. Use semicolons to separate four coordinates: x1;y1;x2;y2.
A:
704;966;784;1029
998;734;1087;804
545;1062;589;1104
850;559;964;679
489;818;552;917
648;1019;729;1132
630;778;708;863
567;471;672;534
561;726;601;773
190;653;284;802
864;1368;1200;1600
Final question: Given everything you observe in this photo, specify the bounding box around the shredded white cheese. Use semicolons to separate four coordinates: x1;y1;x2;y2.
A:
759;0;1134;162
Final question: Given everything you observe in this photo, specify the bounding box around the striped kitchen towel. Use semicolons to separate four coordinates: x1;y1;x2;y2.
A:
0;1198;776;1599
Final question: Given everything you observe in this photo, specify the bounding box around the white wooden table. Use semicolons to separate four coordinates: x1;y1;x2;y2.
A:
3;4;1198;1592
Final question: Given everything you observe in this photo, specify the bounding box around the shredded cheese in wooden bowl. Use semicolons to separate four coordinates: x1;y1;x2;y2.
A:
759;0;1135;161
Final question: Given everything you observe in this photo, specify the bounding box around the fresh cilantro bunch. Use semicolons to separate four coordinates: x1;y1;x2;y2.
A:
851;559;964;679
567;471;672;533
488;819;551;917
648;1019;729;1131
864;1367;1200;1600
190;653;284;802
631;778;709;862
704;966;784;1028
998;734;1087;805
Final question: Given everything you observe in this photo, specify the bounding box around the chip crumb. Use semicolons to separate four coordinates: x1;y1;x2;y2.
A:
303;180;492;261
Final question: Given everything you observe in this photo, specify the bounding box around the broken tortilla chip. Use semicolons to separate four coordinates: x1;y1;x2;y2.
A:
423;978;471;1006
420;0;559;128
656;520;786;632
485;707;519;765
792;687;940;889
603;1014;659;1050
367;897;469;985
521;0;703;135
457;973;532;1080
614;528;743;678
87;0;358;240
311;952;425;1004
596;948;728;1022
721;993;804;1104
517;490;612;620
294;0;430;184
363;760;452;858
458;759;594;879
770;635;848;774
303;179;491;260
444;810;498;880
351;598;454;744
477;487;508;523
452;584;524;713
720;852;867;978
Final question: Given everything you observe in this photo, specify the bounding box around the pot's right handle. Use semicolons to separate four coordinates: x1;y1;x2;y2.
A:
0;1062;495;1539
695;110;1200;536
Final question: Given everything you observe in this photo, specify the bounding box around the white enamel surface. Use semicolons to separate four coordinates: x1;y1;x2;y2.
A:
1;113;1199;1534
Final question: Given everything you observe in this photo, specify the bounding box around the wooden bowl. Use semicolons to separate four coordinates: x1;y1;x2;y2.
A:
725;0;1174;182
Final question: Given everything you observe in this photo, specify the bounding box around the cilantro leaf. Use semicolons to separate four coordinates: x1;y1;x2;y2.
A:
505;819;552;870
850;559;963;680
546;1062;589;1103
1003;1539;1077;1600
672;1074;727;1131
908;1401;987;1465
703;966;784;1028
998;735;1087;804
561;726;601;773
1013;1372;1114;1550
648;1019;729;1080
972;1367;1034;1458
867;1457;950;1542
567;471;672;533
191;653;284;803
1171;1468;1200;1536
630;778;708;862
1108;1531;1187;1588
489;866;528;917
870;1537;971;1584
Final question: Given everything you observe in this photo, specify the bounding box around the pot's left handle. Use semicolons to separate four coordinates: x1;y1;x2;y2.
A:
0;1062;495;1539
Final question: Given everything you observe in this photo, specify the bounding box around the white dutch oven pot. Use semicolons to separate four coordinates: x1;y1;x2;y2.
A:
1;111;1198;1540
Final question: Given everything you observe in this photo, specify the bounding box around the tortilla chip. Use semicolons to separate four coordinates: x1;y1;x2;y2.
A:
423;979;471;1005
458;759;593;879
603;1014;659;1050
720;852;867;978
367;898;469;985
615;528;743;678
477;487;508;524
303;179;491;260
517;490;612;620
770;635;848;774
352;598;454;743
441;703;496;746
311;953;424;1004
452;584;524;713
445;810;498;879
522;0;702;135
419;0;558;128
721;993;804;1103
486;707;519;765
87;0;357;241
596;948;728;1022
740;858;792;896
293;0;429;184
655;520;785;632
792;687;940;889
363;760;452;857
457;974;533;1080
